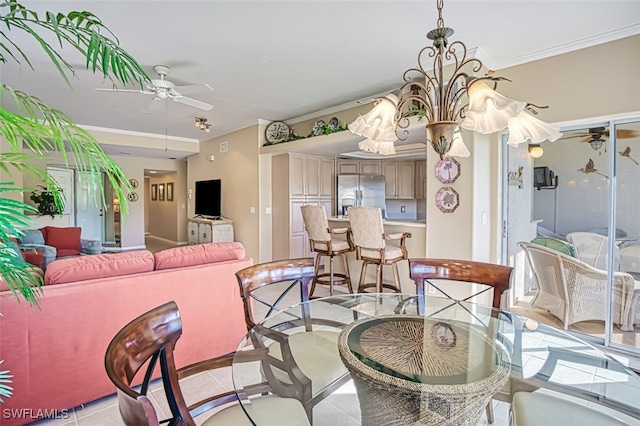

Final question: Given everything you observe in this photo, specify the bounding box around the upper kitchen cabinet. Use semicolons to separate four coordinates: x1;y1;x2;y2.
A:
289;153;320;197
319;158;335;197
337;160;382;175
383;161;415;199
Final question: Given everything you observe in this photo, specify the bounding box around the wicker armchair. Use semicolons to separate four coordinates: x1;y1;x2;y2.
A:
566;231;622;271
518;242;639;331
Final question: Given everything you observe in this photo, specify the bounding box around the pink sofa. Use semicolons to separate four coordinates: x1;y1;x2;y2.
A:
0;242;252;426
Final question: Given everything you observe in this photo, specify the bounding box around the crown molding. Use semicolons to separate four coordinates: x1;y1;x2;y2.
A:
81;124;199;143
493;24;640;70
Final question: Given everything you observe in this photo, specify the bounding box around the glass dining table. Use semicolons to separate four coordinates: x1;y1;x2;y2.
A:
231;293;640;425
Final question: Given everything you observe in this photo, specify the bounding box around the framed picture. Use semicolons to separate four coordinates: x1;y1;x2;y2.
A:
151;184;158;201
166;182;174;202
158;183;165;201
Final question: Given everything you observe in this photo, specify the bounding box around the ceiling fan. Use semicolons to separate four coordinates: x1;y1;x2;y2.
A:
563;127;639;152
96;65;214;111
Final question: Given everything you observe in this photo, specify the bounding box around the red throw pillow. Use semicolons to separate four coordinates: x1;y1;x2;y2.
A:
44;226;82;255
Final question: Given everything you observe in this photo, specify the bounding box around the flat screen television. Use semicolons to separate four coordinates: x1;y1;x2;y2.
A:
533;166;554;189
195;179;221;218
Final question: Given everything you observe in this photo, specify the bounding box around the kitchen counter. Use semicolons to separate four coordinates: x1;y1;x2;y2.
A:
330;216;426;228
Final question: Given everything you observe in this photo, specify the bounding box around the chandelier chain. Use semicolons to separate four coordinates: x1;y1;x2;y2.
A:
436;0;444;29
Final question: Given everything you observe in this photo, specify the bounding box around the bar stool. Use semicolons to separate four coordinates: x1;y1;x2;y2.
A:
301;205;354;297
347;206;411;293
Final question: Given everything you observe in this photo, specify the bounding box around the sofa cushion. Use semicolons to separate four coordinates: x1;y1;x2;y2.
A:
154;242;246;271
45;250;155;285
43;226;82;255
20;229;45;245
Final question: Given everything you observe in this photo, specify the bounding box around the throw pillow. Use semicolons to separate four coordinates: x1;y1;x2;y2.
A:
44;226;82;256
531;237;578;258
20;229;45;245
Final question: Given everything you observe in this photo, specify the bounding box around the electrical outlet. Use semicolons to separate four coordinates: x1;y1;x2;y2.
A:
250;207;255;214
401;205;406;213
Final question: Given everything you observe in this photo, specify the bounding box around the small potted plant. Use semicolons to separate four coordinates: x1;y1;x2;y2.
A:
30;185;62;218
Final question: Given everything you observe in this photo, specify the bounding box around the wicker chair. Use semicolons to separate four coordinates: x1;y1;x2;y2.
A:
620;244;640;280
566;231;622;271
104;301;309;426
348;206;411;293
518;242;639;331
301;204;354;297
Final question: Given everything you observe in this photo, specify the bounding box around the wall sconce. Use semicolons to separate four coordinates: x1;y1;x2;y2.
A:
195;117;211;132
528;144;544;158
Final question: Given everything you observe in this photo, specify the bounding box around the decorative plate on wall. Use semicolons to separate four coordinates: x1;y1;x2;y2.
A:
265;121;290;143
311;119;326;136
435;186;459;213
435;158;460;184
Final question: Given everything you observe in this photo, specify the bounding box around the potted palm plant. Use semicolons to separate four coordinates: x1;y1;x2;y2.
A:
0;0;149;402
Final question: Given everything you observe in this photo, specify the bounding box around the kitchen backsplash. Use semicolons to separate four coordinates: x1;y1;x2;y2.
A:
386;199;418;220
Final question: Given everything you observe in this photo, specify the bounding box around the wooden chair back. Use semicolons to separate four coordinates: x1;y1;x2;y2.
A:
105;301;239;426
409;258;513;310
235;258;316;330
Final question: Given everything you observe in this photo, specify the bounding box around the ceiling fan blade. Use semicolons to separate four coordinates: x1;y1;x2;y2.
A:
174;96;213;111
617;129;639;139
173;83;213;95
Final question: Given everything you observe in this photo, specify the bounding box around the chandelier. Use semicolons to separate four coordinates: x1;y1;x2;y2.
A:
349;0;562;158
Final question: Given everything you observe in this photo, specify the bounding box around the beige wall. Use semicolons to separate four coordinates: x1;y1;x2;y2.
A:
499;35;640;123
187;125;262;261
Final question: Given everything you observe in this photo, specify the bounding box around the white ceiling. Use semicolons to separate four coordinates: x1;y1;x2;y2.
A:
3;1;639;156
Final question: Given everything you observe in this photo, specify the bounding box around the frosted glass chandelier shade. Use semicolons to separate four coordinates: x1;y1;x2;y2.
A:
506;110;563;146
358;138;396;155
348;93;398;143
448;128;471;158
461;80;527;134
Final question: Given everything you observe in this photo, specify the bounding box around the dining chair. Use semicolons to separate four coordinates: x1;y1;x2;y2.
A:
104;301;309;426
518;241;638;331
235;258;350;422
511;391;627;425
300;204;355;297
407;258;515;424
347;206;411;293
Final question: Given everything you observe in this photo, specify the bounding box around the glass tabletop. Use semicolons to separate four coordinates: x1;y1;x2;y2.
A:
232;293;640;425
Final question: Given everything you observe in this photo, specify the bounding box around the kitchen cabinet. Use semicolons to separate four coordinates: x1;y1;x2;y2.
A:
415;159;427;199
187;217;234;244
272;153;334;259
337;160;381;175
383;161;415;199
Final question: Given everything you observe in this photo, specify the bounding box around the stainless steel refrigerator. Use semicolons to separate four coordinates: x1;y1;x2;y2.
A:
337;174;386;218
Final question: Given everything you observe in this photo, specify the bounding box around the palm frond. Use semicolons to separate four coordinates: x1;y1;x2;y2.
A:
0;360;14;403
0;1;148;88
